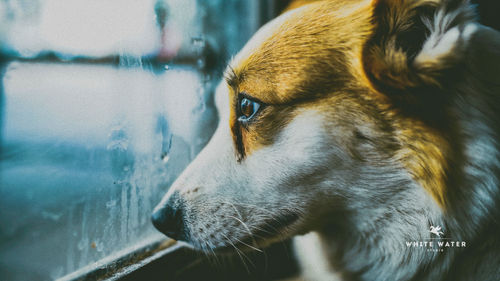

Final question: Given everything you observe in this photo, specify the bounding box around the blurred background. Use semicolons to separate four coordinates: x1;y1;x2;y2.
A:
0;0;498;280
0;0;292;280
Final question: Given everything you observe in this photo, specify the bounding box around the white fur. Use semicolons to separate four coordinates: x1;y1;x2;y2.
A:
293;233;340;281
416;26;460;63
415;10;477;65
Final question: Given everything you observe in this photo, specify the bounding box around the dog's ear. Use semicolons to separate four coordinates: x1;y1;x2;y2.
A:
363;0;476;105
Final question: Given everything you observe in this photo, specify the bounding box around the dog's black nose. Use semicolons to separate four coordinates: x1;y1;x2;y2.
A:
151;192;188;241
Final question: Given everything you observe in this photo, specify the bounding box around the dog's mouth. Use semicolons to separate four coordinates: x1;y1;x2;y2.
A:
208;212;301;254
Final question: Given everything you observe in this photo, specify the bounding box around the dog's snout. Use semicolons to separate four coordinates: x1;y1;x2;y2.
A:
151;192;188;241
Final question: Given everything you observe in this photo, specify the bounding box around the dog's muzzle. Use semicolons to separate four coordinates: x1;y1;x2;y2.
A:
151;192;188;241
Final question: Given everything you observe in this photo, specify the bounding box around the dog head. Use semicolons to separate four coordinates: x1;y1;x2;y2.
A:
152;0;477;252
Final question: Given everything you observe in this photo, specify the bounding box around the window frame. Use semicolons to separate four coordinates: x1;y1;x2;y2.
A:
0;1;290;280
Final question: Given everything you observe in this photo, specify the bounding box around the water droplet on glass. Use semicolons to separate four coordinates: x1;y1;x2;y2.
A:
191;36;205;49
197;58;205;69
106;200;117;208
161;153;170;163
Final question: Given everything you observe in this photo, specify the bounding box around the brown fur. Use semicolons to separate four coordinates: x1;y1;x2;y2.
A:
227;1;373;160
227;0;460;206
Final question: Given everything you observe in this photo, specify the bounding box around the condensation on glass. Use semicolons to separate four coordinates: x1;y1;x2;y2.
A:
0;0;259;280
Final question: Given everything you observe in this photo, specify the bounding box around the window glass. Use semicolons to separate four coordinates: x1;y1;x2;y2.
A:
0;0;259;280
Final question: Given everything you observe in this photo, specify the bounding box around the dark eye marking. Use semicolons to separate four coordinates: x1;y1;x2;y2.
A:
232;92;266;162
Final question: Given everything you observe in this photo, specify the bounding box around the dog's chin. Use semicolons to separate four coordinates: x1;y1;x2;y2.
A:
191;212;302;254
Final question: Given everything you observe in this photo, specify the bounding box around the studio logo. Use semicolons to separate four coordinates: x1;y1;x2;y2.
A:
405;224;466;253
429;225;444;237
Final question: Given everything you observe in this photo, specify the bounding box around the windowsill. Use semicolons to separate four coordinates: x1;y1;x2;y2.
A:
56;237;177;281
56;237;299;281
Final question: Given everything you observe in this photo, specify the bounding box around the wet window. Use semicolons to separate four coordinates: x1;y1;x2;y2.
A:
0;0;265;280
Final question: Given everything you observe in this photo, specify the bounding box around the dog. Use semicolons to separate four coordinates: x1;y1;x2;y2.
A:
152;0;500;280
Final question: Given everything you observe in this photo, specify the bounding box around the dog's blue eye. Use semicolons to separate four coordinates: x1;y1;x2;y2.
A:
238;97;261;121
